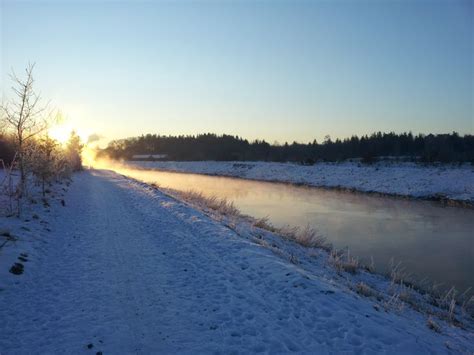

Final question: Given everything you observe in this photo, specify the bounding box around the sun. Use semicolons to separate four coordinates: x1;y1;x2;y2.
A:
49;124;72;144
48;124;88;145
48;122;99;167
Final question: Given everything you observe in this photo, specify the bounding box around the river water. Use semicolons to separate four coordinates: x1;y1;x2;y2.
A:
107;165;474;292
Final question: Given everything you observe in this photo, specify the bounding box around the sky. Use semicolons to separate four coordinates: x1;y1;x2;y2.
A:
1;0;473;145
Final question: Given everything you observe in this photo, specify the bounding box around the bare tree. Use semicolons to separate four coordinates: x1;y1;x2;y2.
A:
0;63;51;195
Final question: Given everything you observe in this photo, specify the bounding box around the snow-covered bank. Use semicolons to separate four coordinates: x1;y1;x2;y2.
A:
0;170;70;284
125;160;474;205
1;170;473;353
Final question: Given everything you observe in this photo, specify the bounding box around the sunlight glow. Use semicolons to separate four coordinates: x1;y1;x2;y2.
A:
48;123;88;145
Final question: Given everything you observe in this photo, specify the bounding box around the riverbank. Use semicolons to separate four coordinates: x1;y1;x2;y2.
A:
124;160;474;207
0;169;473;353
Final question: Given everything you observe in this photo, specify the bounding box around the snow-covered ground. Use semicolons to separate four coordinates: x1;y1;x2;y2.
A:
0;169;473;353
124;160;474;204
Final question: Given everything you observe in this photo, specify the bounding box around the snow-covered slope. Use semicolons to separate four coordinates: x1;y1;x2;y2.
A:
125;161;474;204
0;170;472;353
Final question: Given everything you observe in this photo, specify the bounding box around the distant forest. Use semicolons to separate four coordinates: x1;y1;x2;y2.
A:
98;132;474;164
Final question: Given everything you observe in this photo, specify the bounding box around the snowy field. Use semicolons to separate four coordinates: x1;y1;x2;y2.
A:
125;160;474;204
0;169;473;353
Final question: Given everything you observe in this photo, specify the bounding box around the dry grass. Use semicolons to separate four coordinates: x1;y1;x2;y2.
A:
427;317;441;333
288;253;299;265
166;189;333;253
330;249;359;274
389;259;409;285
276;224;332;251
437;287;458;323
427;286;474;325
150;182;161;189
172;190;240;217
383;292;405;312
355;282;378;298
363;256;376;273
252;217;277;232
158;185;474;326
295;225;330;250
460;289;474;317
398;284;416;305
252;216;331;252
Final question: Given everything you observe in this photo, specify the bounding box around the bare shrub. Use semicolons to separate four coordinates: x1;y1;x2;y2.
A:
1;64;53;195
0;65;81;217
0;153;20;215
31;136;58;196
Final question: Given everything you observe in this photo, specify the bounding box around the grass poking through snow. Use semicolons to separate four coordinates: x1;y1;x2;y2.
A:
152;184;474;329
330;249;359;274
171;190;240;217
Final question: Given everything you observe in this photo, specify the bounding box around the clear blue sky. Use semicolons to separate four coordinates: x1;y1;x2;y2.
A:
1;0;473;144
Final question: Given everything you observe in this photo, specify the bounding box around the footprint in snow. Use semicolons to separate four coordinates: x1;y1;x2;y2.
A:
9;262;24;275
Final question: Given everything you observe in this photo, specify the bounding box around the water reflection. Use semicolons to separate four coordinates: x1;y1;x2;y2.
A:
109;166;474;292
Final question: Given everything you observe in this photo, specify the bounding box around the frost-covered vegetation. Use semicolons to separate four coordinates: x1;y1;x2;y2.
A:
1;66;472;354
2;170;472;353
0;64;83;217
161;186;474;328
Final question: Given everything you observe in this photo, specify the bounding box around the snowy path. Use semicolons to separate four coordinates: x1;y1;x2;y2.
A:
0;170;472;353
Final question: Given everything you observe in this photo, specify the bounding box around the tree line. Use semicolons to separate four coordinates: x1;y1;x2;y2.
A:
0;64;83;216
99;132;474;164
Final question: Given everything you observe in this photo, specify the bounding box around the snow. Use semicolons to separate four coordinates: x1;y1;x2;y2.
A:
124;160;474;204
0;169;473;353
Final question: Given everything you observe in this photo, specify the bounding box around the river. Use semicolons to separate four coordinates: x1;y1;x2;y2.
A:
106;165;474;293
